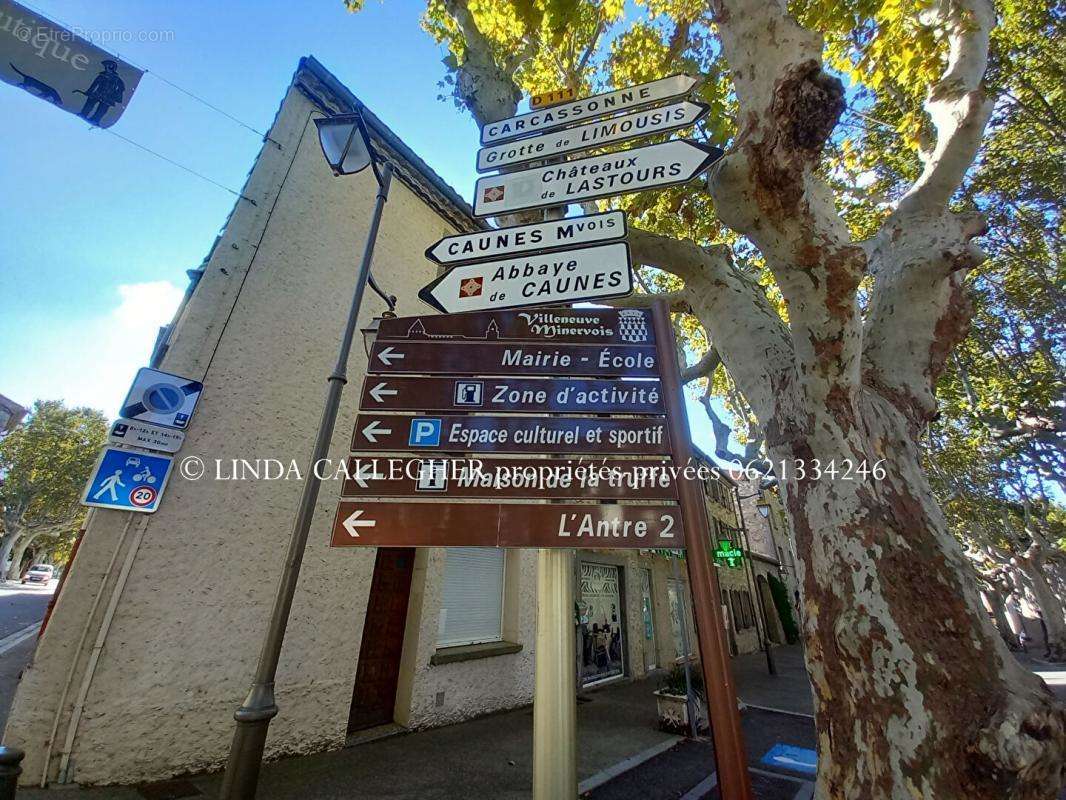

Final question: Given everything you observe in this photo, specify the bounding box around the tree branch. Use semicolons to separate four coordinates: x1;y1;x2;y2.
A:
895;0;996;217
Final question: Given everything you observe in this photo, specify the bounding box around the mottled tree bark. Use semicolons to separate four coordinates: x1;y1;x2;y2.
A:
437;0;1066;794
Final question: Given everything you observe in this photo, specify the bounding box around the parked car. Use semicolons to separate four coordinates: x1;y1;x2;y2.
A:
21;564;54;585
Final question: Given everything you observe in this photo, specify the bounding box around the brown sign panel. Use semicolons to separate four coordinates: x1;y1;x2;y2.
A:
340;456;680;500
358;376;664;415
331;501;685;549
368;341;658;378
352;415;670;455
375;308;653;346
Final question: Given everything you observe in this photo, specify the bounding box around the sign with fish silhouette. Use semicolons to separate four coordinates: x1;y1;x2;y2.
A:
0;0;142;127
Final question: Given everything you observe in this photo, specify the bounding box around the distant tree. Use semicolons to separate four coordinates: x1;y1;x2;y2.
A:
0;401;106;579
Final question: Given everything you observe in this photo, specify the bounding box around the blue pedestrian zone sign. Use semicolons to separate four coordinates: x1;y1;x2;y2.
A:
82;447;174;513
761;743;817;776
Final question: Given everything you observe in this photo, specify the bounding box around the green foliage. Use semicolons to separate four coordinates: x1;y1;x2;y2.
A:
767;574;800;644
0;400;107;533
658;661;704;698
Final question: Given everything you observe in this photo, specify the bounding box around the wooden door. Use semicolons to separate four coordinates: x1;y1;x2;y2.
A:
347;548;415;733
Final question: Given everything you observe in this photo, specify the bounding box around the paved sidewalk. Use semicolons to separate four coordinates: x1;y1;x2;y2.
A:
15;648;814;800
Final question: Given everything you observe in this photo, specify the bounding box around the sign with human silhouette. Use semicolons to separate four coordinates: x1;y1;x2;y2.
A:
0;0;142;127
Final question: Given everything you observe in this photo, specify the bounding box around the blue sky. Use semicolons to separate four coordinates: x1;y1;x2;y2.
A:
0;0;739;460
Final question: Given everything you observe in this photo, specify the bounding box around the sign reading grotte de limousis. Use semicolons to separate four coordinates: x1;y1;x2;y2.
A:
0;0;142;127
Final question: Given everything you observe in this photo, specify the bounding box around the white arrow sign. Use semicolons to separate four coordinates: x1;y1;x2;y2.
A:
376;346;404;366
342;509;376;537
419;242;632;314
481;74;701;145
361;420;393;443
351;462;382;490
473;140;723;218
425;211;626;265
477;101;709;172
368;382;399;403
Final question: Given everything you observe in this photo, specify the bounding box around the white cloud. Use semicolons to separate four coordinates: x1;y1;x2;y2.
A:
6;281;185;417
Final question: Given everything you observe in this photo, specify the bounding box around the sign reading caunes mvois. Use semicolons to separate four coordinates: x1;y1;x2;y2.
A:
376;306;652;346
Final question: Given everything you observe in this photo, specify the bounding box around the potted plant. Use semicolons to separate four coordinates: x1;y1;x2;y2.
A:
654;663;708;734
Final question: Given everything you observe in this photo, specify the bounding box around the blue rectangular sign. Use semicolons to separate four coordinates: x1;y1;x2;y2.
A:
761;743;817;776
81;447;174;513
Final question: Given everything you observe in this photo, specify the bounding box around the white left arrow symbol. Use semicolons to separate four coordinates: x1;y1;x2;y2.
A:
361;420;392;443
351;461;381;489
369;382;398;403
377;347;404;366
342;509;376;537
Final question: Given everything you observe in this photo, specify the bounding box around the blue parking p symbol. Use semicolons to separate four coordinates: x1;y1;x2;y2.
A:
409;418;442;447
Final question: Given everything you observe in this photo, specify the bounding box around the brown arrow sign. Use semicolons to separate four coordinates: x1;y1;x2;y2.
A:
376;306;652;346
340;456;680;500
368;341;658;378
352;415;670;455
331;501;685;549
358;376;664;415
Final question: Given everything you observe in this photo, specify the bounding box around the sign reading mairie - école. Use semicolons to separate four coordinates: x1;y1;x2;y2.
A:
366;340;658;378
425;211;626;265
0;0;142;127
473;140;723;217
480;73;700;145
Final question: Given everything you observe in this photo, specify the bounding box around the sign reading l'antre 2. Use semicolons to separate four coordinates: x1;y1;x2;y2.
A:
332;502;684;549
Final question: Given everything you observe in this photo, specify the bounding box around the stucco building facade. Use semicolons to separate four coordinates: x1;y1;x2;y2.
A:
1;59;772;788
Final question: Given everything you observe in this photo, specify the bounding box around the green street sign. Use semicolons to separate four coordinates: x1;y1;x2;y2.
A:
713;539;744;569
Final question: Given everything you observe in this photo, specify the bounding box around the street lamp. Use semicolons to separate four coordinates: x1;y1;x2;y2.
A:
219;109;393;800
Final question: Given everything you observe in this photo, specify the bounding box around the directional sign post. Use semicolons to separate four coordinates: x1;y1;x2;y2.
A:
419;241;632;314
425;211;626;265
477;101;709;172
332;501;683;549
367;340;658;378
359;376;664;414
473;140;723;217
481;73;700;144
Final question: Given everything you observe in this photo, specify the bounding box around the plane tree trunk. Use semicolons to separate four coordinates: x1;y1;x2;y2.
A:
436;0;1066;794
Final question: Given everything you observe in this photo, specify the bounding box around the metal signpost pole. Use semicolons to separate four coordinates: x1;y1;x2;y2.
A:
651;299;753;800
219;163;393;800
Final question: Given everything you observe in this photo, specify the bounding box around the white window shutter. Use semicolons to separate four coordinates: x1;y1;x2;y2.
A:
438;548;505;647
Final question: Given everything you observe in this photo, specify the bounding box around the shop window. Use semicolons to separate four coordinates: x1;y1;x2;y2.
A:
578;563;626;684
742;591;754;629
668;577;696;659
437;548;504;647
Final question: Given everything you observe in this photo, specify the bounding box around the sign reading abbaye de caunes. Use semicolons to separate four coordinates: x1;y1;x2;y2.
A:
0;0;142;127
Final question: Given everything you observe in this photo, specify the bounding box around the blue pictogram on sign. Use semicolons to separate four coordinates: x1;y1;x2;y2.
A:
408;418;442;447
82;447;174;513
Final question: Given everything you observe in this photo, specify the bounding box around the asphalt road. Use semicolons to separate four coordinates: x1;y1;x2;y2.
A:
0;579;54;733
